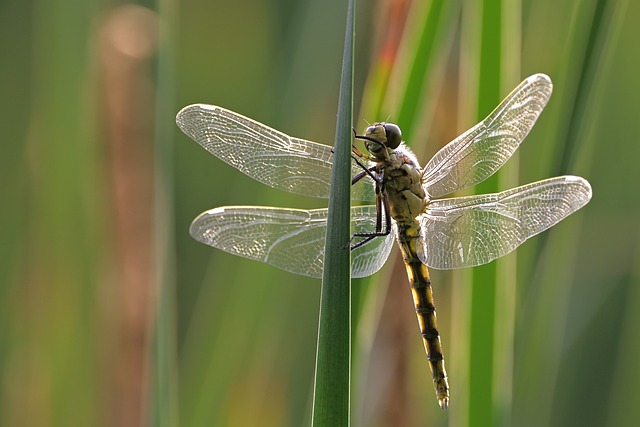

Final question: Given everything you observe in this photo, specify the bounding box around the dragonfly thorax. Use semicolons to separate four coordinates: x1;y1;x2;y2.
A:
382;149;429;223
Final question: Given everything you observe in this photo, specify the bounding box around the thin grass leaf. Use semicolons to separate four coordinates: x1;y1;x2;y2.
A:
151;0;179;426
459;1;520;425
395;0;457;133
311;0;355;425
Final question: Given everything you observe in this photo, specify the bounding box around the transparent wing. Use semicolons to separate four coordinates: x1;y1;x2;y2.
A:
190;205;395;278
418;176;592;270
422;74;553;198
176;104;375;202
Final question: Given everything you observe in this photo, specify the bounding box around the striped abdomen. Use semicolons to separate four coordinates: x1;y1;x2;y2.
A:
396;222;449;409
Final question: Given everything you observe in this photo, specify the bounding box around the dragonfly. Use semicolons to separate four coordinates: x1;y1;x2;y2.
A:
176;74;592;409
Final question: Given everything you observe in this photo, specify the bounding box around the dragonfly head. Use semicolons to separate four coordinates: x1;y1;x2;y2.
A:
360;122;403;157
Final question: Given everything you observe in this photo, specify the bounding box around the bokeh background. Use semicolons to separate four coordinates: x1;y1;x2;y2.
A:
2;0;639;426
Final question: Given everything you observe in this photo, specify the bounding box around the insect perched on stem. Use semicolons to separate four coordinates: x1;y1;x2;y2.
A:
177;74;592;408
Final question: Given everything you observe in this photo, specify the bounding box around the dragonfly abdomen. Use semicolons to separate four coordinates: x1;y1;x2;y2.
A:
396;222;450;409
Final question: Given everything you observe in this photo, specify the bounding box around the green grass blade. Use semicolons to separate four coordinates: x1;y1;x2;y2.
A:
395;0;453;132
465;1;501;423
311;0;355;425
150;0;179;426
461;1;520;425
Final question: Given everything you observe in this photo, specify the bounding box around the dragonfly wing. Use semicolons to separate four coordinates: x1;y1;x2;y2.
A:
422;74;553;198
190;205;394;278
418;176;592;270
176;104;375;201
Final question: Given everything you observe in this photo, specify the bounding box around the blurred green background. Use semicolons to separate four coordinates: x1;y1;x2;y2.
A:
2;0;639;426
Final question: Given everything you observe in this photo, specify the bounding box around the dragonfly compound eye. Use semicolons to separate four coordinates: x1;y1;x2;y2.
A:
383;123;402;149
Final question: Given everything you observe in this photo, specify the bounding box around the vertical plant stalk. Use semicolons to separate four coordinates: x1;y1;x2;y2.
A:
151;0;179;426
99;6;161;426
460;0;520;425
311;0;355;425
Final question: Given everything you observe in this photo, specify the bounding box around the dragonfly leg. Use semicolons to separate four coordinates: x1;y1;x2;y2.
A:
351;149;379;182
349;178;392;250
353;132;383;145
351;127;381;185
352;165;378;185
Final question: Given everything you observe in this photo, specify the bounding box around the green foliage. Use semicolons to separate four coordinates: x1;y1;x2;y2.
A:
3;0;639;426
311;0;355;426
